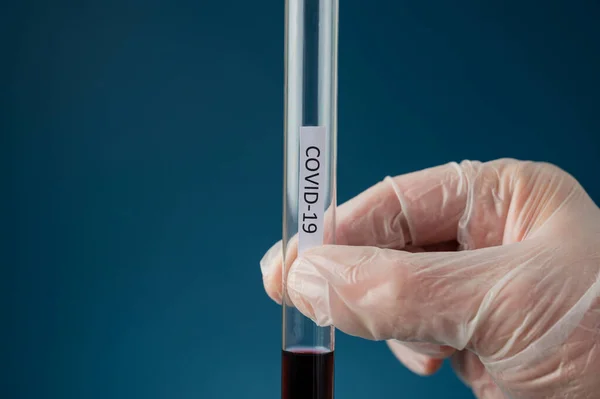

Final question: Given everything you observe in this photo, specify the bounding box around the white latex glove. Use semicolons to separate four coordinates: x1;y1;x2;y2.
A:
260;159;600;399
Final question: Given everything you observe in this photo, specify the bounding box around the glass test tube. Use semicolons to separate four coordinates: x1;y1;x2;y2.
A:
282;1;338;399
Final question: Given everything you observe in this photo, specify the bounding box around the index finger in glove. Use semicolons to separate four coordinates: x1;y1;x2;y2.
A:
260;161;479;303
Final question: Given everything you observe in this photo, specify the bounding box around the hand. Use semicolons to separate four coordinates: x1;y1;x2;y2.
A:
260;159;600;399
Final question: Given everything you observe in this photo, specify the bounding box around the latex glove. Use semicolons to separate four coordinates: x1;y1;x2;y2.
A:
260;159;600;399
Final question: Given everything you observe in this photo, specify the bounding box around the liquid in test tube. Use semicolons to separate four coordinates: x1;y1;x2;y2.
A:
281;1;339;399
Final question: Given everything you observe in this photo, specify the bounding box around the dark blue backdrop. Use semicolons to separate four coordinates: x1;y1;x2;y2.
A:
3;1;599;398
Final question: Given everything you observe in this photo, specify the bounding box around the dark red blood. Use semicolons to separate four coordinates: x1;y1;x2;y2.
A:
281;349;334;399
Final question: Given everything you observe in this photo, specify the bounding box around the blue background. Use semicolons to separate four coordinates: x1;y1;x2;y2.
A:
2;1;600;398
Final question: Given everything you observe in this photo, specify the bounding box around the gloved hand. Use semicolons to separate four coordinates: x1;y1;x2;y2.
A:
260;159;600;399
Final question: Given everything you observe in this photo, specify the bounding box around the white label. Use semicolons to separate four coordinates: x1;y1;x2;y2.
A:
298;126;326;255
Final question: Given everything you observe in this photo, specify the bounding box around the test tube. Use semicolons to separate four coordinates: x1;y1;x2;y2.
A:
281;1;338;399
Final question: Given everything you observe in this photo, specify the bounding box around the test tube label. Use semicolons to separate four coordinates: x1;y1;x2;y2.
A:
298;126;327;256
